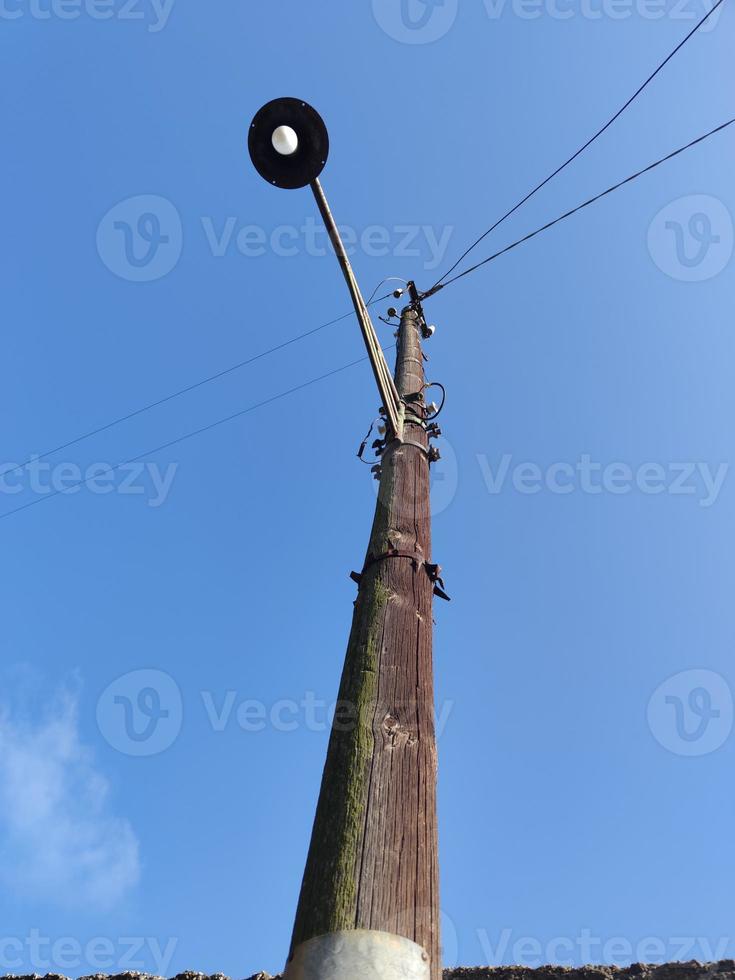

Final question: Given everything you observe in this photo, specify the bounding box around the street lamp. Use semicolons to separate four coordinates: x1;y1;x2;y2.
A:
248;97;403;440
248;98;437;980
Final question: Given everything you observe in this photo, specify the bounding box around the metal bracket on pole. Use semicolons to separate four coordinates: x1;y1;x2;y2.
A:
285;929;430;980
310;177;403;441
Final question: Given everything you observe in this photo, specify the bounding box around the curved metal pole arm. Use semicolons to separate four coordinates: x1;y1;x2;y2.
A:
310;178;402;439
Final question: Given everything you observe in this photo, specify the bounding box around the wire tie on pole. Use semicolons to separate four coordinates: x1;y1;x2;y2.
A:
350;546;451;601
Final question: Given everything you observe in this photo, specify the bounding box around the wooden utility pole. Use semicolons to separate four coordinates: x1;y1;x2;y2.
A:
287;293;442;979
248;97;443;980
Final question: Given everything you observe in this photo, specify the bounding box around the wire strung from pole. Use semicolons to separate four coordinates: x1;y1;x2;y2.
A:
5;291;394;480
430;0;726;291
423;382;447;421
366;277;408;305
0;345;396;524
356;416;386;464
432;116;735;293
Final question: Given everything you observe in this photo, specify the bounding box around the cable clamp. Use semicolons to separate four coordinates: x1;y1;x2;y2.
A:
425;562;451;601
357;418;377;460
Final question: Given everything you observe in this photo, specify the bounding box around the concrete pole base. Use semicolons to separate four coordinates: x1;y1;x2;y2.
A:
284;929;431;980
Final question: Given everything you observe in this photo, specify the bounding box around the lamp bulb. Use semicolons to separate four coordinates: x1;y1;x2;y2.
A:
271;125;299;156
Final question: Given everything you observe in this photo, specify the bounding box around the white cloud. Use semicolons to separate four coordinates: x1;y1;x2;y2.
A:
0;681;140;910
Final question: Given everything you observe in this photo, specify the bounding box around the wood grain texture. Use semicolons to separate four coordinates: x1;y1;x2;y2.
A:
289;308;441;979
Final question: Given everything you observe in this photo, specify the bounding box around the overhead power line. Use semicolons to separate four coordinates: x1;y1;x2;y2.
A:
432;0;726;289
432;117;734;292
0;347;394;523
6;292;392;479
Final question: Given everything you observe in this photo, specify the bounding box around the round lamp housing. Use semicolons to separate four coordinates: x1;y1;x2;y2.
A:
248;98;329;189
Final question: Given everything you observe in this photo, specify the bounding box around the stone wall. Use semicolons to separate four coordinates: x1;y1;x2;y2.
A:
4;963;735;980
443;966;735;980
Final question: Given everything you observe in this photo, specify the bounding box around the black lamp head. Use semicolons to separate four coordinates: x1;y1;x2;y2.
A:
248;98;329;190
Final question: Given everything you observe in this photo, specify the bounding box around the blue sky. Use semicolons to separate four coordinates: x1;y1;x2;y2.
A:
1;1;733;977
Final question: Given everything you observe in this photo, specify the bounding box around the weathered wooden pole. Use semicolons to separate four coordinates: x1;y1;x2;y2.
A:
286;299;441;980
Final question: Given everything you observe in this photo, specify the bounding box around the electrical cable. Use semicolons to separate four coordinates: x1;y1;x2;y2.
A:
423;382;446;421
356;416;386;465
6;291;394;479
366;277;408;304
10;119;728;515
0;344;396;523
431;0;726;290
433;116;735;293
